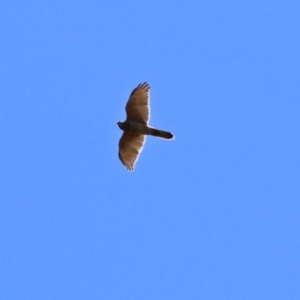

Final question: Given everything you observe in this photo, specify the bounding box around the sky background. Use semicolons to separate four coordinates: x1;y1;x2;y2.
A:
1;1;299;299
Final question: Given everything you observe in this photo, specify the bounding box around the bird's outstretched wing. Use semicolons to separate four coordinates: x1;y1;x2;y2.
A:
118;132;145;171
125;82;150;125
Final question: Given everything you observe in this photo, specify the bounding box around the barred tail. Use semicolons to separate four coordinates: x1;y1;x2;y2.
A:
149;128;174;140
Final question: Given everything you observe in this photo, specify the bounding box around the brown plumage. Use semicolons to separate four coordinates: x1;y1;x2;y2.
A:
117;82;174;171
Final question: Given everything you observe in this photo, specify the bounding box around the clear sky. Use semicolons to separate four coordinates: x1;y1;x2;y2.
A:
1;1;299;299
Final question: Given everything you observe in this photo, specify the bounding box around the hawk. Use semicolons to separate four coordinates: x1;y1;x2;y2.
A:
117;82;174;171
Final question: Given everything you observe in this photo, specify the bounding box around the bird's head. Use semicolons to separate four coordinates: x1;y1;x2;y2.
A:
117;121;124;130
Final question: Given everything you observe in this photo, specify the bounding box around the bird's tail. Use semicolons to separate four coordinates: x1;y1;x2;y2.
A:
149;127;174;140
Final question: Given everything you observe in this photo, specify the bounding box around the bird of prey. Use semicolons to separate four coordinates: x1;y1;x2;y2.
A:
117;82;174;171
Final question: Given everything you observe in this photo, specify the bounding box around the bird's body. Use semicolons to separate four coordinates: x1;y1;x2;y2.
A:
117;82;174;171
117;120;173;139
117;120;146;134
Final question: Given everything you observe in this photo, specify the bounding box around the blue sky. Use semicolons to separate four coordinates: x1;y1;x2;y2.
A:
1;1;299;299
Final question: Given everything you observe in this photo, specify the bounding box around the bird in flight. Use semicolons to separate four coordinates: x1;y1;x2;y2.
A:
117;82;174;171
